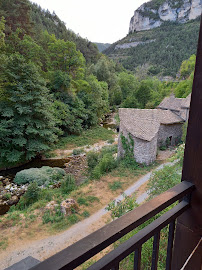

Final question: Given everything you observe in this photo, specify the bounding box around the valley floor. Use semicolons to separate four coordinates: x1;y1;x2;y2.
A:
0;152;175;270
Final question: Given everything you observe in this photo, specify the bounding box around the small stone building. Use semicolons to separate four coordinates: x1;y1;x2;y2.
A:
118;94;191;165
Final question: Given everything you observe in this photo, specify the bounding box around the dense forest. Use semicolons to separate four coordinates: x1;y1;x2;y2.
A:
104;18;200;77
0;0;196;168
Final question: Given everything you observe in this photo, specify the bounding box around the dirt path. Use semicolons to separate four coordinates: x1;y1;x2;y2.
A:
53;136;118;159
0;160;177;270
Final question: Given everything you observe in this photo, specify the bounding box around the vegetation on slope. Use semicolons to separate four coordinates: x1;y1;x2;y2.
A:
105;19;200;77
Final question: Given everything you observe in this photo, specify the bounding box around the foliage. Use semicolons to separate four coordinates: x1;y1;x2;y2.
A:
147;164;181;199
22;182;40;206
108;181;123;191
0;54;58;165
182;122;188;143
180;54;196;79
14;166;65;185
72;148;84;156
91;153;117;179
87;151;100;171
60;175;76;194
106;194;138;220
120;133;140;168
0;0;33;37
169;143;185;165
105;18;200;77
0;16;5;49
42;208;64;224
53;127;114;149
30;3;99;64
82;210;90;218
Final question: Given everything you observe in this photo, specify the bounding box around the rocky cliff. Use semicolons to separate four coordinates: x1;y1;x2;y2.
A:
129;0;201;33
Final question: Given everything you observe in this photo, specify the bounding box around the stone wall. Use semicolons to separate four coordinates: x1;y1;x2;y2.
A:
180;108;190;121
158;123;183;146
118;123;158;165
133;135;157;165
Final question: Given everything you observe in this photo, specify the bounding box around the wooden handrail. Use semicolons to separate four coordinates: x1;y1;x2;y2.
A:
87;201;189;270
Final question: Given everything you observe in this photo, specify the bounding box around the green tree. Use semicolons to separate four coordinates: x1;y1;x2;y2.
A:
48;37;85;80
0;54;58;166
0;16;5;49
180;54;196;79
136;80;152;108
0;0;33;37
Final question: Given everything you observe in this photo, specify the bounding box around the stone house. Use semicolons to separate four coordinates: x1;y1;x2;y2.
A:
118;94;191;165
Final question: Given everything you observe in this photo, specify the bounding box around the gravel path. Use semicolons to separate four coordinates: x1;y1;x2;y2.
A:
0;160;177;269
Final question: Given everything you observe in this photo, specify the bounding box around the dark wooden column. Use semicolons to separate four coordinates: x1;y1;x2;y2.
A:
172;14;202;270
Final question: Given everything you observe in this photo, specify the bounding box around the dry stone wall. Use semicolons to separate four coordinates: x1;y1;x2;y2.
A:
158;123;183;146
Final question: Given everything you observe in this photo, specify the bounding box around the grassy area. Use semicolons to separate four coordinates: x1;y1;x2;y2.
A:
0;143;167;254
53;126;115;150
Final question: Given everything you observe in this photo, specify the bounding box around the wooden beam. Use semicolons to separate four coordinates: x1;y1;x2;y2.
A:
172;13;202;270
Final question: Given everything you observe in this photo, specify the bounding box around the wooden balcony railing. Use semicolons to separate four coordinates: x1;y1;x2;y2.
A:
31;181;195;270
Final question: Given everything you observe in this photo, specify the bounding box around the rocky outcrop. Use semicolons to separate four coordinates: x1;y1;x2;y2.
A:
129;0;201;33
60;199;79;216
0;177;28;215
115;39;156;50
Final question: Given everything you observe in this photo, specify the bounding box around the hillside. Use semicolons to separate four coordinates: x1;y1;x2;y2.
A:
30;3;99;63
94;42;111;52
104;18;200;77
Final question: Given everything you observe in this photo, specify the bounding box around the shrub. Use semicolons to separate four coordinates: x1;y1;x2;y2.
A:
16;182;40;209
72;148;84;155
68;214;79;224
147;164;181;199
106;194;138;220
109;181;122;191
14;166;65;186
87;151;99;170
82;211;90;218
23;182;40;206
92;153;117;179
42;208;64;224
77;197;89;206
107;139;115;144
3;193;11;200
60;175;76;194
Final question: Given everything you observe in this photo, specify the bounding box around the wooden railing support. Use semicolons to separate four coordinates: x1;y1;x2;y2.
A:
172;13;202;270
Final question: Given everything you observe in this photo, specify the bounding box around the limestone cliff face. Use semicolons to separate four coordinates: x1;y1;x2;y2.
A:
129;0;201;33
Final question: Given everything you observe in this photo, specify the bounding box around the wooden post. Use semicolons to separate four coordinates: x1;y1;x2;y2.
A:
172;14;202;270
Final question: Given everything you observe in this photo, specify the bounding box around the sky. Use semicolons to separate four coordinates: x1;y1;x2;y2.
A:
31;0;147;44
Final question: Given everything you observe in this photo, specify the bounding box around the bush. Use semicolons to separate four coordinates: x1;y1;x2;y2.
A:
77;197;89;206
147;164;181;199
82;211;90;218
14;166;65;186
42;207;64;224
109;181;122;191
16;182;40;209
72;148;84;156
91;153;117;179
87;151;99;170
106;194;138;220
60;175;76;194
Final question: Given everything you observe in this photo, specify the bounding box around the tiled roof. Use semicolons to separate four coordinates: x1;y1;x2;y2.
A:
119;108;184;142
181;93;191;108
157;93;191;111
158;109;184;124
